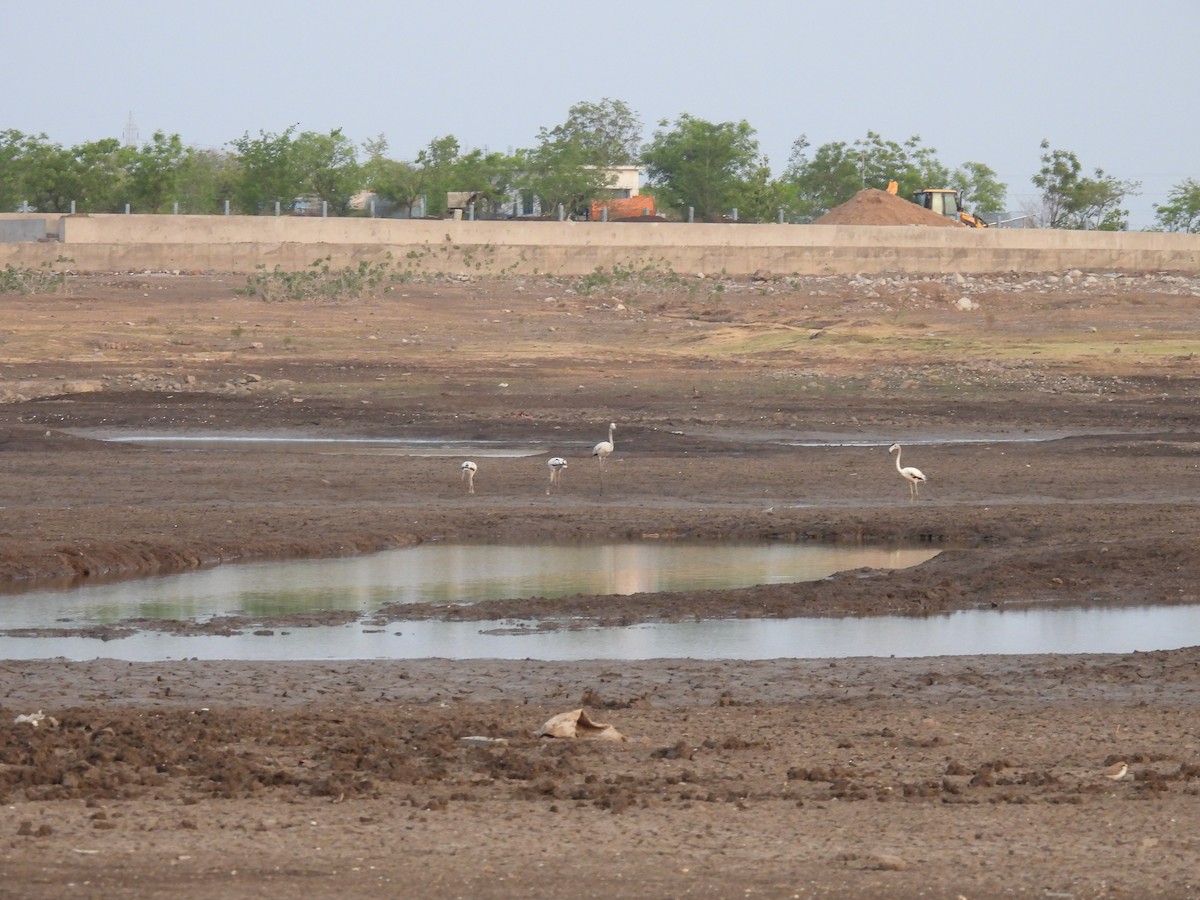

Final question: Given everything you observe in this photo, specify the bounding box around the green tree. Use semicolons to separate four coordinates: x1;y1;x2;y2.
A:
521;98;644;217
14;138;78;212
365;158;422;216
1031;141;1079;227
14;136;129;213
780;132;985;221
413;135;463;217
228;126;304;213
537;98;642;167
1032;140;1139;230
0;130;49;211
451;147;517;214
779;136;861;220
736;162;791;223
292;128;361;215
71;138;131;212
642;114;762;221
1153;178;1200;233
125;131;187;213
951;161;1007;216
518;140;615;218
362;136;424;217
851;132;950;199
517;146;592;218
175;147;238;214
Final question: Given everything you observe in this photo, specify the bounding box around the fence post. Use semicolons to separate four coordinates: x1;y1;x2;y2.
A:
468;201;475;221
369;199;376;218
777;207;784;224
173;201;180;215
124;203;131;215
322;200;328;218
601;206;608;222
687;206;694;223
275;200;281;216
557;203;564;221
731;208;738;222
70;200;76;214
224;199;230;215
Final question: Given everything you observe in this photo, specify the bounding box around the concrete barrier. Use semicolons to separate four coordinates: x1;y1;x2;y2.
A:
0;214;1197;275
0;218;54;243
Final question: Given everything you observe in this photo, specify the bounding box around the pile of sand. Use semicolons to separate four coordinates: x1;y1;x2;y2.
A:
813;188;964;227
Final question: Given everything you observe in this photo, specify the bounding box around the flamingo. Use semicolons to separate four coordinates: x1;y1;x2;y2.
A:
888;443;926;500
592;422;616;494
592;423;616;466
546;456;568;494
460;460;477;494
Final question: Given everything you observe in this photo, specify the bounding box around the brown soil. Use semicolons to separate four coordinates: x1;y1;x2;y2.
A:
813;188;964;226
2;269;1200;898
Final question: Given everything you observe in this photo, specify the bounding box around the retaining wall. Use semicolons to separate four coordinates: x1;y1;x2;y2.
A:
1;213;1197;275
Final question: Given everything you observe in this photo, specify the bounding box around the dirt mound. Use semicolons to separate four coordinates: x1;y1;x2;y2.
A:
814;187;964;227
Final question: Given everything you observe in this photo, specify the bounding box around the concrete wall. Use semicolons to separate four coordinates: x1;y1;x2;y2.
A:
0;219;50;243
0;213;61;242
0;213;1197;275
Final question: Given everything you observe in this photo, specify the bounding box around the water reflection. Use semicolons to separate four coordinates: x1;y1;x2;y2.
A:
0;543;940;628
1;605;1198;662
7;539;1192;663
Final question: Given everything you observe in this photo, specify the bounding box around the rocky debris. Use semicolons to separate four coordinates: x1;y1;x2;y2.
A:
769;269;1200;303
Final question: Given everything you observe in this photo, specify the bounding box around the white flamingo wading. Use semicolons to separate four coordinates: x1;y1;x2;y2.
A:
592;422;616;494
546;457;568;494
888;443;926;500
460;460;477;494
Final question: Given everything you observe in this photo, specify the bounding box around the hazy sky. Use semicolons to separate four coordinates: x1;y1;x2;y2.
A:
7;0;1197;227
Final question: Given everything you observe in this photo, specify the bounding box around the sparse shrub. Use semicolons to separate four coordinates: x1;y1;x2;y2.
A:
0;258;72;294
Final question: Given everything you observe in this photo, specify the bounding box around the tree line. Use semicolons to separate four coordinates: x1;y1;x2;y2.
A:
2;99;1198;231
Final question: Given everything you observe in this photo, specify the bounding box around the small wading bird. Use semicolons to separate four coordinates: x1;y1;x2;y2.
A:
460;460;477;494
546;456;568;495
592;422;616;494
888;443;927;501
1102;761;1128;781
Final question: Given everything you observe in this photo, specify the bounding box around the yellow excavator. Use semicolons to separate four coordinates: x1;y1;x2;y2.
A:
886;181;989;228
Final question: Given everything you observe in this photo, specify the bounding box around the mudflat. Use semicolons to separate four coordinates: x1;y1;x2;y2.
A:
2;268;1199;898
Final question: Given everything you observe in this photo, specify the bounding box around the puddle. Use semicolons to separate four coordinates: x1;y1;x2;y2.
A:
75;433;547;457
0;540;1196;662
68;428;1148;456
1;605;1197;663
0;542;939;624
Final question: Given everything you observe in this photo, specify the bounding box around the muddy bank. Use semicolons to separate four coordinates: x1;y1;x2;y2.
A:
2;272;1200;897
1;423;1198;631
3;652;1200;898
